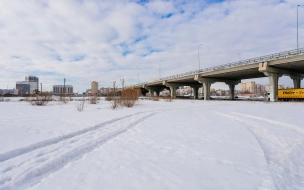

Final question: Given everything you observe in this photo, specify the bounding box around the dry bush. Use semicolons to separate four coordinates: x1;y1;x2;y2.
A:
29;93;52;106
163;96;173;102
0;96;3;102
120;89;139;107
59;94;69;104
152;96;159;101
105;92;115;101
75;98;85;111
110;98;120;109
89;95;100;104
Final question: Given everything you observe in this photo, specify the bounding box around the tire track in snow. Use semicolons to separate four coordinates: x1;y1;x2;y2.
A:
215;111;304;190
0;110;164;162
0;111;159;190
232;112;304;136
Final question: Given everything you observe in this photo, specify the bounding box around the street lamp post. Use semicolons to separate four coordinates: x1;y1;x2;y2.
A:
297;5;300;54
198;44;203;72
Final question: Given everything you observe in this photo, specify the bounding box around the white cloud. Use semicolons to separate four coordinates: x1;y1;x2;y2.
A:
0;0;303;92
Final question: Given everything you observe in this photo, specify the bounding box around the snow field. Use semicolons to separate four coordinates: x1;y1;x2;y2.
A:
0;99;304;189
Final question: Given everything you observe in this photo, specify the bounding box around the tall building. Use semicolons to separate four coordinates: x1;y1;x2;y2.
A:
91;81;98;95
53;85;73;95
25;75;39;94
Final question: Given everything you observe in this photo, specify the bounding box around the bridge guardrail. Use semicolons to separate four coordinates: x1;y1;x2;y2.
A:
127;48;304;88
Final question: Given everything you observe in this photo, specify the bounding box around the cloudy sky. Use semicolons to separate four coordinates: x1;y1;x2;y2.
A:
0;0;303;92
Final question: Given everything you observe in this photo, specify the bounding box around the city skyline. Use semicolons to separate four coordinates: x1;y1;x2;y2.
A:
0;0;303;92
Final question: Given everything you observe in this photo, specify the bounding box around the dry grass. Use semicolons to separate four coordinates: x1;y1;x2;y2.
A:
152;96;159;101
163;96;173;102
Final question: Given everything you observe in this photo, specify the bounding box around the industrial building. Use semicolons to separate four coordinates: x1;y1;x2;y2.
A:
53;85;73;95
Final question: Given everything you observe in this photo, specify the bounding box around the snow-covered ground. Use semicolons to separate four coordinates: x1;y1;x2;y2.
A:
0;98;304;190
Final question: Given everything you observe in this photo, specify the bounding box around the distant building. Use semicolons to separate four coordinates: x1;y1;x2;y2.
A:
25;75;39;94
0;89;18;96
256;84;265;96
91;81;98;95
53;85;73;95
16;82;30;95
15;75;39;94
265;84;284;92
240;81;256;93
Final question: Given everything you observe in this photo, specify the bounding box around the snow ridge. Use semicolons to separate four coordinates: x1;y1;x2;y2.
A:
0;111;158;190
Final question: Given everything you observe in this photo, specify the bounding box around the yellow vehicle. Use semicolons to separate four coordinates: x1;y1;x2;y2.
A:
278;88;304;100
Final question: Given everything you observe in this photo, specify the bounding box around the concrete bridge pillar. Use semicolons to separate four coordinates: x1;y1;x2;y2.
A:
193;87;199;99
290;76;302;88
163;81;180;98
225;81;240;100
169;86;177;98
264;72;283;101
190;85;202;99
202;82;213;100
149;89;155;96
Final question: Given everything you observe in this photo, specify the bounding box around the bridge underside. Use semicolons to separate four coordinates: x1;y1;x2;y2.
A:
133;53;304;101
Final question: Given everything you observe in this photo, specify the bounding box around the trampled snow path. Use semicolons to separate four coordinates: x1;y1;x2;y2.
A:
216;111;304;190
0;110;160;190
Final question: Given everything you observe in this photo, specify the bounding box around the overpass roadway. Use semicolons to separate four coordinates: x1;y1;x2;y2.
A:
128;48;304;101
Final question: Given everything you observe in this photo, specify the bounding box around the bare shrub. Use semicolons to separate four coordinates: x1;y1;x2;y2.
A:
120;89;139;107
75;98;85;111
152;96;159;101
105;92;116;101
163;96;173;102
0;96;3;102
110;98;120;109
29;93;52;106
89;95;100;104
59;94;69;104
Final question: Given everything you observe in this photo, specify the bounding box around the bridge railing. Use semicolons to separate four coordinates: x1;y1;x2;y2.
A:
128;47;304;87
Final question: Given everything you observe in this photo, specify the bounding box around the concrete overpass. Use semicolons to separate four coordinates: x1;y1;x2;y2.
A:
128;48;304;101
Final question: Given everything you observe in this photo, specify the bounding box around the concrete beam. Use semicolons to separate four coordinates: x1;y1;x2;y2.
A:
259;62;304;77
194;75;241;83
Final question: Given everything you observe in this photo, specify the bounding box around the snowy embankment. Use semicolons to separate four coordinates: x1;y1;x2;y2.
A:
0;99;304;190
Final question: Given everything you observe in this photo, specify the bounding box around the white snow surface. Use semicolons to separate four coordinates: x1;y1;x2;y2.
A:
0;99;304;190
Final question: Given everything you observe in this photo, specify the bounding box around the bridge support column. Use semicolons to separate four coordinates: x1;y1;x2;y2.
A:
190;85;203;99
146;86;164;97
290;76;302;88
163;81;180;98
195;75;240;101
264;72;282;101
202;82;213;100
225;81;240;100
193;87;199;99
149;89;155;96
169;86;177;98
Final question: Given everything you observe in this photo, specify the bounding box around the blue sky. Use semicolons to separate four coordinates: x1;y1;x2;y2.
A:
0;0;303;92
